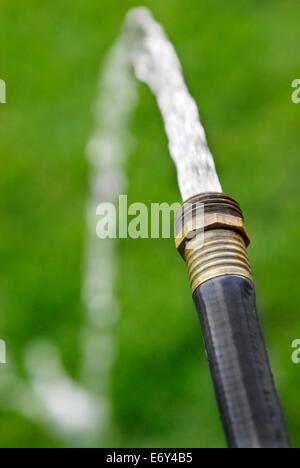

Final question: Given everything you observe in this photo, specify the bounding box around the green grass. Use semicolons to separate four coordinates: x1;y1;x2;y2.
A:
0;0;299;448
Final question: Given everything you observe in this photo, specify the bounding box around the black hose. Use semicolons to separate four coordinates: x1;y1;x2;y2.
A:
194;275;290;448
175;193;291;448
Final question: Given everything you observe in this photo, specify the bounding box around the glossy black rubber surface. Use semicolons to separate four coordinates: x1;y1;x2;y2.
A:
193;275;290;448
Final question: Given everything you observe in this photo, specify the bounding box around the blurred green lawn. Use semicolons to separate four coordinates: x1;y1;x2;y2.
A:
0;0;299;448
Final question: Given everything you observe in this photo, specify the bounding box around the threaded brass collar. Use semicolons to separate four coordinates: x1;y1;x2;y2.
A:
175;193;252;291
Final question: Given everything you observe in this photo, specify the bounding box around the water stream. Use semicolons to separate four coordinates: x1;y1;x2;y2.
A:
82;6;222;443
1;7;222;446
124;7;222;199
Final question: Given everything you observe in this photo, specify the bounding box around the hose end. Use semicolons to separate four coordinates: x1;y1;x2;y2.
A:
175;193;252;292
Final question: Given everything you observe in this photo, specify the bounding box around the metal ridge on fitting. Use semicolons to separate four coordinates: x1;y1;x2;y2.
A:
175;193;252;292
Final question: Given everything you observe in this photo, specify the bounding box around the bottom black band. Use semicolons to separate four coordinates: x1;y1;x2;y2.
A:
193;275;290;448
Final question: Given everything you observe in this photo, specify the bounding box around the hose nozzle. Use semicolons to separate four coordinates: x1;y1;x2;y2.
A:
175;193;252;293
175;192;290;448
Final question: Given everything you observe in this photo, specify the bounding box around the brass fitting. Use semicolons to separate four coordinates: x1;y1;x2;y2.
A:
175;193;252;293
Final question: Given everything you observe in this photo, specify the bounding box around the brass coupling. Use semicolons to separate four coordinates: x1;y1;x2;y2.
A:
175;193;252;293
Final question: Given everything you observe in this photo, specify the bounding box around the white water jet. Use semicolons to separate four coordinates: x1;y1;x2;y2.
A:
124;7;222;199
82;6;221;442
0;7;222;445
